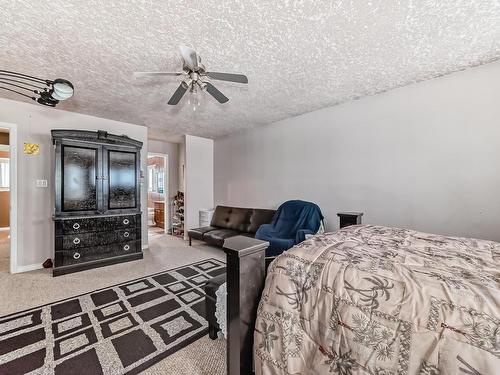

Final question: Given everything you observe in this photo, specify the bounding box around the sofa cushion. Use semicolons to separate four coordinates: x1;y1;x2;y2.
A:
188;226;218;240
204;229;241;247
247;209;276;233
210;206;252;232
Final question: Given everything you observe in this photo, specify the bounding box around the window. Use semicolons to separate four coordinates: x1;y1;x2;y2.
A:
148;165;156;192
157;171;164;194
0;158;9;190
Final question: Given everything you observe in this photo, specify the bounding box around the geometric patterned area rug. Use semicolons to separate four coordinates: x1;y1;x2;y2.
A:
0;258;226;375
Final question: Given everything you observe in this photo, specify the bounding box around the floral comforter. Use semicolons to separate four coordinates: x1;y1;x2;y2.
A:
254;225;500;374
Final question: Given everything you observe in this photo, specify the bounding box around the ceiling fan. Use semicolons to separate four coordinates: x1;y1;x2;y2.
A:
134;46;248;105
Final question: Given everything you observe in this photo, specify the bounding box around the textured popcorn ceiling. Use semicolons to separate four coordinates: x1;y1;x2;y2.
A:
1;1;499;140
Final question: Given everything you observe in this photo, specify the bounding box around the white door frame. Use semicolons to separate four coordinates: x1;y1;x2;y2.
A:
147;153;169;234
0;122;18;274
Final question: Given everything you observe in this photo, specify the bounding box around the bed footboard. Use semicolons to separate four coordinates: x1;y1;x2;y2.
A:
223;236;269;375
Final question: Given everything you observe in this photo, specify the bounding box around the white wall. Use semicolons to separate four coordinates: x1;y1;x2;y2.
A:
178;138;186;193
0;98;148;270
214;61;500;242
185;135;213;237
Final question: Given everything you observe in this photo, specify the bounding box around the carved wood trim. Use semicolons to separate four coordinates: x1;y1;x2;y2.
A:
51;129;143;148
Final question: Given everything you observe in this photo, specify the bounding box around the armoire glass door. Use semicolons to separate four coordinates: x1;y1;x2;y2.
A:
62;145;100;212
106;149;138;210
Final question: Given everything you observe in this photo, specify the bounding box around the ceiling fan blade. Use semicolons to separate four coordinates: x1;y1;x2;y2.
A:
206;72;248;84
134;72;183;78
179;46;199;71
205;83;229;103
167;83;188;105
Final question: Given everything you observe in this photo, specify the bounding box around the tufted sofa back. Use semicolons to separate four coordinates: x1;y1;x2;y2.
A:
210;205;275;233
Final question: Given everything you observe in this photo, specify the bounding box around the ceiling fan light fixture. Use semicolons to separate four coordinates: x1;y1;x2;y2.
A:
196;80;206;90
37;96;57;107
0;70;74;107
39;90;59;105
51;78;74;100
187;90;202;112
50;89;66;101
182;78;193;89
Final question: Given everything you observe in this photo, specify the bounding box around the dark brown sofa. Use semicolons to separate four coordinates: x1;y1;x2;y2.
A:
188;205;275;247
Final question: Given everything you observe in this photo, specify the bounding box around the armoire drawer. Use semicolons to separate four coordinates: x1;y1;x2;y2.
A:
96;215;137;231
114;229;138;243
60;219;97;234
56;214;139;235
55;241;139;267
58;229;137;250
113;215;136;229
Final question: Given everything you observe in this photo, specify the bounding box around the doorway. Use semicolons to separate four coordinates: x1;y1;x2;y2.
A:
0;122;17;274
147;153;169;241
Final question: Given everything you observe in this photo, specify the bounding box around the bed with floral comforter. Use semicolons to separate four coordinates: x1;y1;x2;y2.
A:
254;225;500;374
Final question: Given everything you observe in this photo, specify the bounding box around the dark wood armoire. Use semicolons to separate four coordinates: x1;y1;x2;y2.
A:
52;130;143;276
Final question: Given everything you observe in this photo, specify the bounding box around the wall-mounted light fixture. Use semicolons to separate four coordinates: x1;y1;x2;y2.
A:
0;70;74;107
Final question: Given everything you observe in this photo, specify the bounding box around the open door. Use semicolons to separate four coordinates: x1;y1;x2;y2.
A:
0;123;17;274
147;153;169;242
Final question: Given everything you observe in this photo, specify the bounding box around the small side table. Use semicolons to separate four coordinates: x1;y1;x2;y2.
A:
337;212;364;229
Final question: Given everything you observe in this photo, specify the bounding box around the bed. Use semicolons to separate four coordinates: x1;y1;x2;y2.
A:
252;225;500;374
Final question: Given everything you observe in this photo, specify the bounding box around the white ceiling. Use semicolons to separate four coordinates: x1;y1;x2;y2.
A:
1;1;499;141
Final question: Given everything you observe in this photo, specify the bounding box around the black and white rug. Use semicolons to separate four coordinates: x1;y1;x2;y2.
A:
0;258;226;375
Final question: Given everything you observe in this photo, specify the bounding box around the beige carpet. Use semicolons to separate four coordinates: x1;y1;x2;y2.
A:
0;234;224;316
143;336;226;375
0;233;227;374
148;225;166;240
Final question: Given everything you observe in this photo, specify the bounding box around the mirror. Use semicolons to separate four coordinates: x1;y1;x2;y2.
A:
148;164;164;194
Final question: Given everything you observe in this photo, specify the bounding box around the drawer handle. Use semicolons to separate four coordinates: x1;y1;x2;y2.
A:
123;232;130;238
123;244;130;251
73;223;80;230
73;237;81;245
123;219;130;225
73;252;81;260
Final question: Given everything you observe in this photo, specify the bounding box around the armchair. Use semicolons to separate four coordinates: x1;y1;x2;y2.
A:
255;200;324;257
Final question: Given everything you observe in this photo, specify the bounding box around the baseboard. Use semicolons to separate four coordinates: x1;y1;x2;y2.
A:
13;263;43;274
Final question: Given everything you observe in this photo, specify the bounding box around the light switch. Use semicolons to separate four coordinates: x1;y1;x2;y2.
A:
36;179;48;188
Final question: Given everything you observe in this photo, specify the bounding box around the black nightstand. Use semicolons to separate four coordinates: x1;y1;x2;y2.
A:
337;212;364;229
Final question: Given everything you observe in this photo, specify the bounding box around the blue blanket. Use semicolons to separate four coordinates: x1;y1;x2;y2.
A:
255;200;324;257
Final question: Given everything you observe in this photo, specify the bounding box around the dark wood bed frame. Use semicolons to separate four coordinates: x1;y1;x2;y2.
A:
222;236;269;375
221;214;363;374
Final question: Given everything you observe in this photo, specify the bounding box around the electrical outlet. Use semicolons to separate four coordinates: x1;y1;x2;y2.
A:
36;179;48;188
